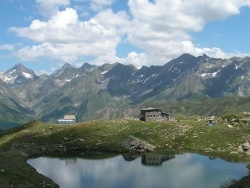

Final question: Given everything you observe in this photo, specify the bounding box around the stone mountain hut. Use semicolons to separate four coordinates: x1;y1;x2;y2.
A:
140;108;173;122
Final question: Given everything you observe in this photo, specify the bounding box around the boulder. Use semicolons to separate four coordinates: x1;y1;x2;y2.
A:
120;135;155;153
242;143;250;151
237;146;244;152
227;125;233;128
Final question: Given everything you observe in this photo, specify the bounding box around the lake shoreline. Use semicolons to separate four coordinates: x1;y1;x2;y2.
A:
27;153;249;188
1;117;250;187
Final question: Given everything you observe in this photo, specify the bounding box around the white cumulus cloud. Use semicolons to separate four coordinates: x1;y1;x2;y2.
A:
125;0;250;67
10;8;129;63
8;0;250;68
89;0;115;12
0;44;14;51
36;0;70;17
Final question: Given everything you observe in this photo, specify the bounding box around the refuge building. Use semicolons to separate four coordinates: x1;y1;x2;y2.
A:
140;108;174;122
58;114;76;124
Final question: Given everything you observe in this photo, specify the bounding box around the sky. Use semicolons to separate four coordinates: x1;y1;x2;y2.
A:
0;0;250;75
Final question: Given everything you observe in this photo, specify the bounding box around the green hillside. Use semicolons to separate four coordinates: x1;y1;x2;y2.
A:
145;96;250;117
0;103;32;130
1;115;250;187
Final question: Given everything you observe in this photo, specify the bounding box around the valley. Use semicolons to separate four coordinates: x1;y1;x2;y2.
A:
1;54;250;129
1;54;250;187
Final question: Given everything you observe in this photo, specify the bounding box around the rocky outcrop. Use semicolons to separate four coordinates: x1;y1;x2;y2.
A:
238;142;250;154
120;135;155;153
227;124;234;128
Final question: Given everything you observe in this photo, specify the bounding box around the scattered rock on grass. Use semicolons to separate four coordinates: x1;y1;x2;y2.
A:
227;125;234;128
242;143;250;151
238;142;250;153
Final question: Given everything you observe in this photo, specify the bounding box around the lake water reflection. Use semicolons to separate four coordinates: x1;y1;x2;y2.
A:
27;153;248;188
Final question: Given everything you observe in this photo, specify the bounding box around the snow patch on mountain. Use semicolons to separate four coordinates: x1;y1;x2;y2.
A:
200;69;221;78
1;75;17;84
22;72;33;79
101;70;108;75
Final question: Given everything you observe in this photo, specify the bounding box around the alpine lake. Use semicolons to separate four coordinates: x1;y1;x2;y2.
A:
2;117;250;187
27;152;248;188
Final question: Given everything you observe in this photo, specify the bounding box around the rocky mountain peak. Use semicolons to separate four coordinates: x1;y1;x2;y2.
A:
13;63;26;70
51;63;78;77
62;63;78;69
104;63;137;79
99;62;119;74
79;62;97;73
51;63;79;85
1;63;38;85
1;53;250;128
6;63;33;74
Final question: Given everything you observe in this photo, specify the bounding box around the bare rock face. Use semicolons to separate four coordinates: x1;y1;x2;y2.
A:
120;135;155;153
238;142;250;153
238;146;244;153
227;125;234;128
242;143;250;151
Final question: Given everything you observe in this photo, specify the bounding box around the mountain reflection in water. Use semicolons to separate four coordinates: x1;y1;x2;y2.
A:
27;153;248;188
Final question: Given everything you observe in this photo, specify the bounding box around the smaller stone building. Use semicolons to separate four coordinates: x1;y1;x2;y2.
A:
140;108;173;122
58;114;76;124
208;116;215;126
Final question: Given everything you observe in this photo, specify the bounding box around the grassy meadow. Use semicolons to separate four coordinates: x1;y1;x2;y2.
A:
1;114;250;187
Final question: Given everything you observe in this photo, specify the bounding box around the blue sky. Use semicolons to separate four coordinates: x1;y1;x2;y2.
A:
0;0;250;75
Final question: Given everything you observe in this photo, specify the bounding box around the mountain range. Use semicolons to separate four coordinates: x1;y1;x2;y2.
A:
1;53;250;129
